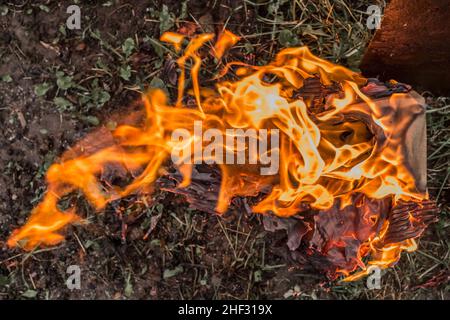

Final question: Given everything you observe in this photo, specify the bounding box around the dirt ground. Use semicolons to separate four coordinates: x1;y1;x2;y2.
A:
0;0;449;300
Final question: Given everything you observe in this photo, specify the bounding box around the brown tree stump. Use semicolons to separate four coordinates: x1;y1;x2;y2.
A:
360;0;450;95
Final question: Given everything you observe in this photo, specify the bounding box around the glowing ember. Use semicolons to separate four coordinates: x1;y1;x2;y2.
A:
7;30;436;280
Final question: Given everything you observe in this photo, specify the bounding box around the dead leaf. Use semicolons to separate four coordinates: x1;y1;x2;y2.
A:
177;22;197;37
198;13;214;33
162;57;178;86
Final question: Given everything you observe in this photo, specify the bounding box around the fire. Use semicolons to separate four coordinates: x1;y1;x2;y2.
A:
8;30;432;280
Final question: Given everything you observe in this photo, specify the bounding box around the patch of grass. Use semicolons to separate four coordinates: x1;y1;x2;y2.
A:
0;0;448;300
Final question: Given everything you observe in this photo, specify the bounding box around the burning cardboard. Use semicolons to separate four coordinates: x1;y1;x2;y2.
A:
7;30;438;280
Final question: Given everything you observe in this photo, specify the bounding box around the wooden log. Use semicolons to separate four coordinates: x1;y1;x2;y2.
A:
360;0;450;95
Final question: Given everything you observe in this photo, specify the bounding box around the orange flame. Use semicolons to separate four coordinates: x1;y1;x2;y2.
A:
214;30;240;59
160;32;185;52
7;30;428;280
